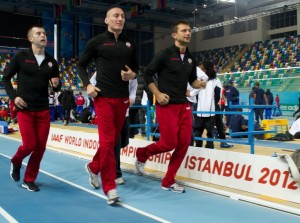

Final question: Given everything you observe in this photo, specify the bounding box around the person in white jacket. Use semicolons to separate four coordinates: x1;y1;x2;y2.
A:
194;61;222;149
288;115;300;139
186;66;207;146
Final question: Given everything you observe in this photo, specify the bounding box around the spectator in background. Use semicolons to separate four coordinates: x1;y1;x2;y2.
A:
224;79;239;127
139;90;148;137
248;87;255;104
139;73;154;137
273;94;282;117
229;108;248;138
129;69;144;138
114;78;137;185
55;90;63;120
265;89;273;119
213;68;233;149
87;97;95;116
9;95;17;124
292;96;300;117
79;107;92;123
186;65;207;146
61;87;75;126
0;97;8;107
288;115;300;139
75;91;85;115
48;90;56;122
253;82;268;123
219;82;227;119
0;105;9;122
194;61;223;149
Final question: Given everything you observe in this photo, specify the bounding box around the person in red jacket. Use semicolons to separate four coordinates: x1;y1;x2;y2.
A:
273;94;282;116
9;97;17;124
75;91;85;115
0;106;9;121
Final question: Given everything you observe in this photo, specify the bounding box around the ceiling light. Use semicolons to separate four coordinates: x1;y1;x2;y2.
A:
192;3;299;33
220;0;236;3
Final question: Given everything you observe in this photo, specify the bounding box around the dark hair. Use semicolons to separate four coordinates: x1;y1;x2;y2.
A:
202;60;216;79
105;6;124;17
27;24;44;36
255;82;260;87
171;21;190;33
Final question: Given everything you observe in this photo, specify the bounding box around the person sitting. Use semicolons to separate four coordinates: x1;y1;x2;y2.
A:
288;115;300;139
0;106;9;122
229;108;248;138
79;107;92;123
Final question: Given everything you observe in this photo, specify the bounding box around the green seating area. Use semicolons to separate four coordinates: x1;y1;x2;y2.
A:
218;67;300;92
0;35;299;91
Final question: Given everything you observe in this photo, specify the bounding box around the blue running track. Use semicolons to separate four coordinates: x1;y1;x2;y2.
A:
1;136;300;223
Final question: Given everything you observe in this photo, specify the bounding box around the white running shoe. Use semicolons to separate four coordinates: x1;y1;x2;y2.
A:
115;177;125;185
84;163;99;189
107;189;120;205
135;160;145;175
162;183;185;193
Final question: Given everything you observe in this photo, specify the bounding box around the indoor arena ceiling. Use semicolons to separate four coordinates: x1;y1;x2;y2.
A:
0;0;299;29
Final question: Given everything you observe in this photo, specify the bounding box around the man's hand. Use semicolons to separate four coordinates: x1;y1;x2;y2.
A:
14;96;27;109
50;77;60;88
186;90;191;97
121;65;136;81
192;79;206;89
87;84;101;98
156;92;170;106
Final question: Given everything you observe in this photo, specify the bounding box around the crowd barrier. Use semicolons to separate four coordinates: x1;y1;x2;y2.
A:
130;99;276;154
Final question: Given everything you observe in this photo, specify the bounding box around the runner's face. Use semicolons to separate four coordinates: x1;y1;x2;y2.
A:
173;24;191;45
105;8;125;33
28;27;47;47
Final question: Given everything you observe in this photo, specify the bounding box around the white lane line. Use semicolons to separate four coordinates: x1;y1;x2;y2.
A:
0;147;170;223
0;207;19;223
38;169;171;223
1;135;300;217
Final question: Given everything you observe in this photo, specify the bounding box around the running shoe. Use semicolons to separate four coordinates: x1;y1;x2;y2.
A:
10;162;21;182
107;189;120;205
162;183;185;193
22;181;40;192
84;163;99;189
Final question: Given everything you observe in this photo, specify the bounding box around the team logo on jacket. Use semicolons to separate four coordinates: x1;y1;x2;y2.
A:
48;62;53;68
188;58;192;64
126;42;131;48
103;43;115;46
24;59;35;64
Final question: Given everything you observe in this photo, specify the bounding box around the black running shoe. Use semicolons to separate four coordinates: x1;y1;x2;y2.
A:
10;162;21;182
22;181;40;192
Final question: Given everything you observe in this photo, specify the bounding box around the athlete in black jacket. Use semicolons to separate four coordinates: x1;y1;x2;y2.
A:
3;25;61;192
77;7;138;205
135;21;204;193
